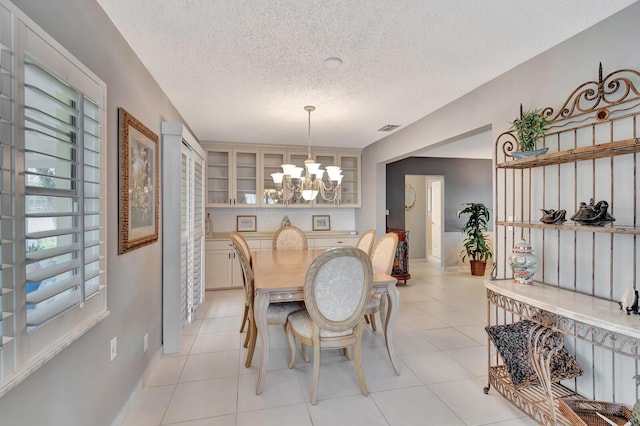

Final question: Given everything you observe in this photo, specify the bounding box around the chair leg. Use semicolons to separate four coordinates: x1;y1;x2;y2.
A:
285;321;298;369
243;316;251;348
369;314;377;331
240;304;249;333
244;320;257;368
353;324;368;397
379;295;387;331
311;340;321;405
343;347;352;360
364;315;370;324
301;343;309;362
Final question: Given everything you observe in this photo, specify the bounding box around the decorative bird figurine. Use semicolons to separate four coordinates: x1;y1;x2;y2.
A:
539;208;567;224
632;374;640;426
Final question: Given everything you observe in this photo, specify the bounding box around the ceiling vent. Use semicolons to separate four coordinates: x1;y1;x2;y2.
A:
378;124;401;132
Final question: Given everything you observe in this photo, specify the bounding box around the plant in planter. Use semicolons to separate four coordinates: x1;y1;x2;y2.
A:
458;202;492;276
509;105;549;158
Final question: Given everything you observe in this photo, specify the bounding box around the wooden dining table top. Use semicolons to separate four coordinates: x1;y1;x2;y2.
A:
252;248;396;291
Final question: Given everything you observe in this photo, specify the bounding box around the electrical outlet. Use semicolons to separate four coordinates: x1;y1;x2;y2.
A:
143;333;148;352
110;337;117;361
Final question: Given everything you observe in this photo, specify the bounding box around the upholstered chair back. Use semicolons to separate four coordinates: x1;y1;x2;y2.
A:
273;226;308;250
356;229;376;255
370;232;399;274
304;247;372;333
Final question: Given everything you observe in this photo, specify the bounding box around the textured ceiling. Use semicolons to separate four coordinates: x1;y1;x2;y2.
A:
96;0;637;153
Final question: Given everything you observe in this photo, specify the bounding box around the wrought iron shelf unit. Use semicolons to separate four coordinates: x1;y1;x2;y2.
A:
488;64;640;425
496;220;640;235
496;137;640;169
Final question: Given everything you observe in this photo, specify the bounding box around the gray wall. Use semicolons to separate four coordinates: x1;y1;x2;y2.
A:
2;0;189;425
386;157;493;232
404;175;427;258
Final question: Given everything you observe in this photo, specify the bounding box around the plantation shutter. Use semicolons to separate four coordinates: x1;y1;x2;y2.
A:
23;59;102;329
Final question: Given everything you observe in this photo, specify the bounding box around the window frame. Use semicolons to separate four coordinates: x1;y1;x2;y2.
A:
0;0;108;397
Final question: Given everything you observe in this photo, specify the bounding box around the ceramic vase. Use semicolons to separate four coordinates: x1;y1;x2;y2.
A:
508;240;538;284
205;212;212;236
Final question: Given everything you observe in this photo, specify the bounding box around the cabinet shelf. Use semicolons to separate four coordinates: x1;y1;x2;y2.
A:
496;220;640;235
496;137;640;169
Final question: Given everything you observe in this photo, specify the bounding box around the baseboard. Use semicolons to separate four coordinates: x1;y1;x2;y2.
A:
110;347;163;426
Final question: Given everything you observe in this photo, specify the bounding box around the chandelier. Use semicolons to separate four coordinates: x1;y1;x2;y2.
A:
271;105;343;202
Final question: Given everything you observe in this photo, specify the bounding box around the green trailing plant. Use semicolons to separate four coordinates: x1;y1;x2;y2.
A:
509;107;548;152
458;202;492;262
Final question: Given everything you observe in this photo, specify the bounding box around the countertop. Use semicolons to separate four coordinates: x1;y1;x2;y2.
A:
206;230;359;241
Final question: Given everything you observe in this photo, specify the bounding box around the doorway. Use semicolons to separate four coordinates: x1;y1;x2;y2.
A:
405;174;444;270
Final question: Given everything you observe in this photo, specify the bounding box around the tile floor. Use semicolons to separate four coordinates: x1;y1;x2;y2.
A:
122;260;537;426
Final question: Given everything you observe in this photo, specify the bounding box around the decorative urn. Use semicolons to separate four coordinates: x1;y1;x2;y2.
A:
508;240;538;285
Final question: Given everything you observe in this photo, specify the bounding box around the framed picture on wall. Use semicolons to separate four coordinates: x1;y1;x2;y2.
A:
118;108;160;254
312;215;331;231
237;215;257;232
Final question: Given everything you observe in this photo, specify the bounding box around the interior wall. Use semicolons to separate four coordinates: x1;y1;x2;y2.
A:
387;158;492;266
357;3;640;237
404;175;427;259
386;157;493;232
1;0;190;425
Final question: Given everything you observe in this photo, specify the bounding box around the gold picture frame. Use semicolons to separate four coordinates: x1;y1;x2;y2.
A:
118;108;160;254
237;215;257;232
312;215;331;231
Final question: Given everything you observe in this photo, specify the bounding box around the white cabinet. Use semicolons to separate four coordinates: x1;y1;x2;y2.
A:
337;154;360;207
313;151;339;207
261;150;286;207
311;236;358;248
205;240;242;289
207;148;259;207
205;239;257;289
208;142;361;209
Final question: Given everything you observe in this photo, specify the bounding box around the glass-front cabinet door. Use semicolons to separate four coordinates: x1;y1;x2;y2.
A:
261;150;285;207
206;148;258;207
339;154;360;207
286;150;312;207
313;152;338;206
207;149;230;206
233;150;258;207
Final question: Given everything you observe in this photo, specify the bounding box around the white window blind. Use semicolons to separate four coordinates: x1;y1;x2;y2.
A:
0;3;14;355
0;0;107;397
24;60;102;329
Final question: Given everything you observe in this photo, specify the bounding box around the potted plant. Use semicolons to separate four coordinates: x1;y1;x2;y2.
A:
458;202;492;276
509;105;549;158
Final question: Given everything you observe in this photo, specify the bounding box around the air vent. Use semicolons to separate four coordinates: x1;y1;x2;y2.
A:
378;124;401;132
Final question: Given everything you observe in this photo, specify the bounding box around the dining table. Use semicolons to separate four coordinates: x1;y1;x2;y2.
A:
251;247;401;394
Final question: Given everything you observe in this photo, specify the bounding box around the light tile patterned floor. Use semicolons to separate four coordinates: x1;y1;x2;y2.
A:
122;260;537;426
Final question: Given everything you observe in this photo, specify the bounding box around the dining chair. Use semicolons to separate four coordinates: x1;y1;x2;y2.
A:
229;231;252;334
230;236;305;368
364;232;398;331
355;229;376;255
272;225;308;250
284;247;373;405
